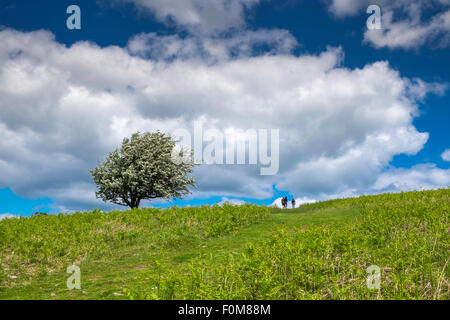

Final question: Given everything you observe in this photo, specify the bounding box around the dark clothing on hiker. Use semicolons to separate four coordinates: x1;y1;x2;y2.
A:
281;197;288;208
285;197;289;208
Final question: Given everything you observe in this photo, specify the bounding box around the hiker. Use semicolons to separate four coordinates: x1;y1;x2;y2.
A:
291;198;296;208
281;196;286;208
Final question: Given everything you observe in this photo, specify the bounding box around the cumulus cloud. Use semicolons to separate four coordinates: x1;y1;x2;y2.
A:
373;164;450;192
276;126;429;195
127;29;298;62
0;28;447;210
327;0;450;49
217;197;246;206
0;213;18;221
442;149;450;161
115;0;262;34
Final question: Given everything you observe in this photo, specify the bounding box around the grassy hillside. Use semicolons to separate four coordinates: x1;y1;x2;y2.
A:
0;189;448;300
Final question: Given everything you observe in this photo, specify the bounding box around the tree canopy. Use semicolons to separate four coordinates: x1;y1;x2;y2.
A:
90;131;196;208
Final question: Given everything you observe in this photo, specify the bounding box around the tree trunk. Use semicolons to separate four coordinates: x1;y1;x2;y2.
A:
129;198;140;209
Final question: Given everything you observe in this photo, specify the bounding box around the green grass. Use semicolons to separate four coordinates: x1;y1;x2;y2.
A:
0;189;448;300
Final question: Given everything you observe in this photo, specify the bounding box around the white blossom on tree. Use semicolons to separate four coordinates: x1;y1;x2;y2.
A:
90;132;196;209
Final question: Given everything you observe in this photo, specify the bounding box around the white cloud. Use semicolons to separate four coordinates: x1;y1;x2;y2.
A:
373;164;450;192
127;29;298;62
328;0;364;17
0;28;447;210
116;0;262;34
0;213;18;221
442;149;450;161
217;197;246;206
276;126;429;195
327;0;450;49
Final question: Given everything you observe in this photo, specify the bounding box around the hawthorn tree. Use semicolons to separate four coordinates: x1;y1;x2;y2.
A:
90;131;196;209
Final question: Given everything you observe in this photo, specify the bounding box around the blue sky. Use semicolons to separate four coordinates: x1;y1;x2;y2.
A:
0;0;449;217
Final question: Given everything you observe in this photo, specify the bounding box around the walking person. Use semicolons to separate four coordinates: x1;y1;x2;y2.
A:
291;198;296;208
